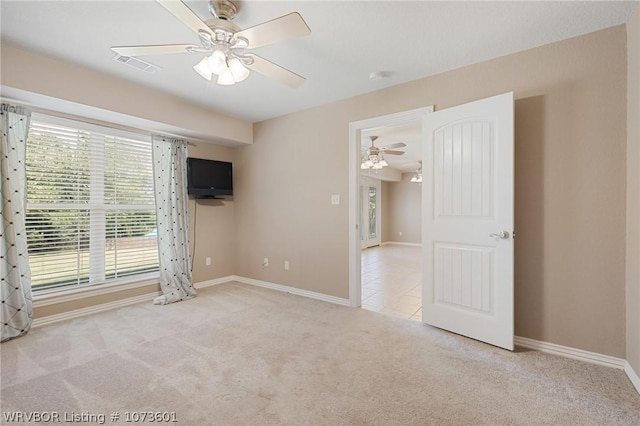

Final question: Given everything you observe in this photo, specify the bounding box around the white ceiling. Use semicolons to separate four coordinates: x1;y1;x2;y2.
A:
1;0;637;172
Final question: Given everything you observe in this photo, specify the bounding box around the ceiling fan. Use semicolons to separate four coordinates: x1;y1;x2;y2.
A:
361;136;406;170
111;0;311;87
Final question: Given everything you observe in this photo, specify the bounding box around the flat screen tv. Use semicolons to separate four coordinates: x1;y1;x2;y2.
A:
187;157;233;198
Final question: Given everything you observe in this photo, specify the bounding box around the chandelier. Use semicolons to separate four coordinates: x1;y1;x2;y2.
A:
191;27;252;86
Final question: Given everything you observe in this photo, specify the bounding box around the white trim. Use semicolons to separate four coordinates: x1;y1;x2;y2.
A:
194;276;236;289
625;361;640;394
33;275;160;308
232;276;351;306
380;241;423;247
31;275;350;328
32;291;161;328
349;105;434;308
514;336;626;369
515;336;640;395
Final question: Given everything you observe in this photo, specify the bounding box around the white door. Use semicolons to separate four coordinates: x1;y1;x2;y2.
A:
422;92;514;350
360;177;381;249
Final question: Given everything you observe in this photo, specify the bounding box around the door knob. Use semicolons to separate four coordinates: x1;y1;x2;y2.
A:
489;231;510;239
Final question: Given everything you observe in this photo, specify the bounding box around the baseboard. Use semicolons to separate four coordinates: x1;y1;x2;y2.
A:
514;336;626;369
231;275;351;307
31;277;227;327
31;275;350;328
625;361;640;394
194;276;236;289
381;241;422;247
33;275;160;308
32;291;161;328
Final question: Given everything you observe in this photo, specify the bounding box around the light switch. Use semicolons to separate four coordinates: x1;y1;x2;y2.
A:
331;194;340;205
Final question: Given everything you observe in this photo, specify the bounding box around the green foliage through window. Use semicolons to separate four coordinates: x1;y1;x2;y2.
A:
25;116;159;290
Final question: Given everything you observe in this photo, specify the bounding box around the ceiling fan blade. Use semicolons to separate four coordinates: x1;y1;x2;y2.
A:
157;0;211;36
384;142;407;149
383;150;405;156
111;44;197;56
245;54;305;88
235;12;310;49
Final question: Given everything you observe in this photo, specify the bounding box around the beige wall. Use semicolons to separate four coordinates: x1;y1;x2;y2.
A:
626;5;640;375
383;173;422;244
187;143;237;283
235;109;350;296
237;26;628;357
381;181;391;243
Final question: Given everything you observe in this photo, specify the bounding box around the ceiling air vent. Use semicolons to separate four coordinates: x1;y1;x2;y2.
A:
112;54;161;74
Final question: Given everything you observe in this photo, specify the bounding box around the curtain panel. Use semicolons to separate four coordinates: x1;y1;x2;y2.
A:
1;104;33;342
151;135;195;305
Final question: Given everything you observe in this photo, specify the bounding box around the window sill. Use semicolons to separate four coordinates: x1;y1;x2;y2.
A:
33;273;160;308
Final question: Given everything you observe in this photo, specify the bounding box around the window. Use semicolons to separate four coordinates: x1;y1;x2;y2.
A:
25;114;159;291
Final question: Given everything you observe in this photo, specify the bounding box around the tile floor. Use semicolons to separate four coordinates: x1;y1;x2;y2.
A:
361;244;422;321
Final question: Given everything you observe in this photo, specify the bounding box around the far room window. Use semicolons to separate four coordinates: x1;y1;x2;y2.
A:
25;114;159;292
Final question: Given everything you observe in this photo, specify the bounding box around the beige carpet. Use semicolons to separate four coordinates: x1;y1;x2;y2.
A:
1;282;639;425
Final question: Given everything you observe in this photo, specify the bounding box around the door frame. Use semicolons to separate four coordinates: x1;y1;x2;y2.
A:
348;105;434;307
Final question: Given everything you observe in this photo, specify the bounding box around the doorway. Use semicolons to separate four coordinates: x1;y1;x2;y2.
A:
359;165;423;319
350;93;514;350
348;105;434;311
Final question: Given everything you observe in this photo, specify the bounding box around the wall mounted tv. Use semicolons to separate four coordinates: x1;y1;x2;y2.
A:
187;157;233;199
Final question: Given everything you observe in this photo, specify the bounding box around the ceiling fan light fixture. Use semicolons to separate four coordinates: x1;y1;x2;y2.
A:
217;69;236;85
111;1;310;88
410;166;423;183
361;156;374;169
377;155;388;167
228;57;250;82
193;57;213;80
208;49;229;75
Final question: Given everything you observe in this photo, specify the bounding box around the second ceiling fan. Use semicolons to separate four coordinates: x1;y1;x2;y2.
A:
111;0;311;87
361;136;406;170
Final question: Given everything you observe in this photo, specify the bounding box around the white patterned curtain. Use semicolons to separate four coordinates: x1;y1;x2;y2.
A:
1;104;33;341
151;135;195;305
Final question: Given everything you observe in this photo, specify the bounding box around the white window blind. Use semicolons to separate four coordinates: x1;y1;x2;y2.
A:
25;114;159;291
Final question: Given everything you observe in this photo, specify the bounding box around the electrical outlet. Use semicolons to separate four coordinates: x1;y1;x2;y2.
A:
284;260;290;271
205;257;211;266
263;258;269;267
